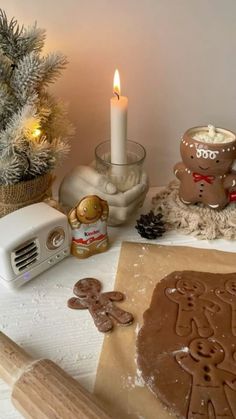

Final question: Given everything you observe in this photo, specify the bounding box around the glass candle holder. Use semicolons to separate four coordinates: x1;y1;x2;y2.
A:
95;140;146;192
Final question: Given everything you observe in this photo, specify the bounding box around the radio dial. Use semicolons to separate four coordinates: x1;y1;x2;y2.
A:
47;228;65;250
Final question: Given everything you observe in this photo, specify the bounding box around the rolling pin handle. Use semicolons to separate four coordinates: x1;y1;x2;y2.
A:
0;332;33;387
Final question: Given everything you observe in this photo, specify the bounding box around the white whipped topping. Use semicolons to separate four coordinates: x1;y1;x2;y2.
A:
193;125;234;144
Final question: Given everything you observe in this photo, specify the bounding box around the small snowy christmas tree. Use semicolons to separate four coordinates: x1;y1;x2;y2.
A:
0;10;73;185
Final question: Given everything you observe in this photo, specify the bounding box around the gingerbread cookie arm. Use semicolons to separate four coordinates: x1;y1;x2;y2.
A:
165;288;182;302
67;297;88;309
103;291;124;301
220;370;236;390
202;299;220;313
106;303;134;325
215;288;233;303
173;162;186;180
223;174;236;190
175;352;195;375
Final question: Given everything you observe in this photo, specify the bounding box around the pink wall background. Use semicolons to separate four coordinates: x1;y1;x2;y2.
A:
2;0;236;188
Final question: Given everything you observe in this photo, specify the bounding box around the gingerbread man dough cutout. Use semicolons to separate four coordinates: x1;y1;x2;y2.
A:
176;338;236;419
216;279;236;336
67;278;134;332
165;277;220;337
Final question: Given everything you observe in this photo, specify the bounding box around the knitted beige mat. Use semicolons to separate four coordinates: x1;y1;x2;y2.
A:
152;181;236;240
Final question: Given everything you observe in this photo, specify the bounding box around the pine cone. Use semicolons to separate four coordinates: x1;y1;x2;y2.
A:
135;210;165;239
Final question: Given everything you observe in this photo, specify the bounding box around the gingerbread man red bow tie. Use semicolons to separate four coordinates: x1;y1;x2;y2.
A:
193;173;215;184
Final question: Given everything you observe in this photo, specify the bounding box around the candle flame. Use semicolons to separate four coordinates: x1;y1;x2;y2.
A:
113;69;120;99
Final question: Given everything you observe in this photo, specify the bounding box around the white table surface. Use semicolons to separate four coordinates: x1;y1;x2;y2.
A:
0;187;236;419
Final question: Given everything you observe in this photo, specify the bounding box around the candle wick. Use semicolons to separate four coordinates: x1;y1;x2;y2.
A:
113;91;120;100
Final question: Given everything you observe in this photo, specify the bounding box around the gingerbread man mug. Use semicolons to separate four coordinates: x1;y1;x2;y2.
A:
174;126;236;210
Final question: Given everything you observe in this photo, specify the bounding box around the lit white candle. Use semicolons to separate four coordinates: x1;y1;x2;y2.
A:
110;69;128;164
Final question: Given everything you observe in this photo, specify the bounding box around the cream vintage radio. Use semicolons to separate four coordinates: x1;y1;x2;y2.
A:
0;202;71;289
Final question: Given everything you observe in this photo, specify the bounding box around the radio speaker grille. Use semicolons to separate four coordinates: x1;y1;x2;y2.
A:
11;239;40;274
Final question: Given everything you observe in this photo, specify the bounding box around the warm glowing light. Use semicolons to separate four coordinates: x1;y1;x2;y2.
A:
32;128;41;138
113;69;120;97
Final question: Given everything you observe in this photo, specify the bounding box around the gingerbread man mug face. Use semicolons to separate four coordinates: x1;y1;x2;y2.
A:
180;127;236;177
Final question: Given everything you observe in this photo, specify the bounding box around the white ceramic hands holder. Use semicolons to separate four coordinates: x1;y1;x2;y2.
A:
95;140;146;192
59;141;148;226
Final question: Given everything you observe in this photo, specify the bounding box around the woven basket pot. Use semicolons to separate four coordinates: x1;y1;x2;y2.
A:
0;172;53;217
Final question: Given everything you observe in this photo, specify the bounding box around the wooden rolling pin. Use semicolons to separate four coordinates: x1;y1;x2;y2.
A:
0;331;111;419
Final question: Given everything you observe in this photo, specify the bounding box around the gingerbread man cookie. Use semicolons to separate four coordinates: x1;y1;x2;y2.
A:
67;278;134;332
216;279;236;336
165;277;220;337
176;338;236;419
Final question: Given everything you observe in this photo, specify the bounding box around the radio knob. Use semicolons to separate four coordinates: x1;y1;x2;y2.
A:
47;228;65;250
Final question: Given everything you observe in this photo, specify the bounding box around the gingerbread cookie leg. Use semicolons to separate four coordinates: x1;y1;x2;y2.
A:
193;312;213;337
89;306;113;333
210;387;234;419
106;304;134;326
176;310;192;336
188;387;208;419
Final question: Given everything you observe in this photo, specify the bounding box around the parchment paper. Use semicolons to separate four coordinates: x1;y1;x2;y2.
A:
94;241;236;419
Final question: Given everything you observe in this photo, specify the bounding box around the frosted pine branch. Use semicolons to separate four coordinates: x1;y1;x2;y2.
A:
0;52;12;82
0;83;17;130
26;139;56;177
40;94;74;142
51;137;71;162
11;52;68;103
0;102;40;158
0;10;73;185
0;10;23;61
11;52;44;102
20;24;46;55
0;11;46;61
41;53;68;86
0;154;27;185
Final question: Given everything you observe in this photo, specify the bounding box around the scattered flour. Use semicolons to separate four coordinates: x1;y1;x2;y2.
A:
167;288;176;293
137;287;145;294
135;367;145;387
172;347;189;355
135;323;141;335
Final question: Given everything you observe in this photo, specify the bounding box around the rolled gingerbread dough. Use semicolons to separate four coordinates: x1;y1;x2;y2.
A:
94;242;236;419
137;270;236;418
